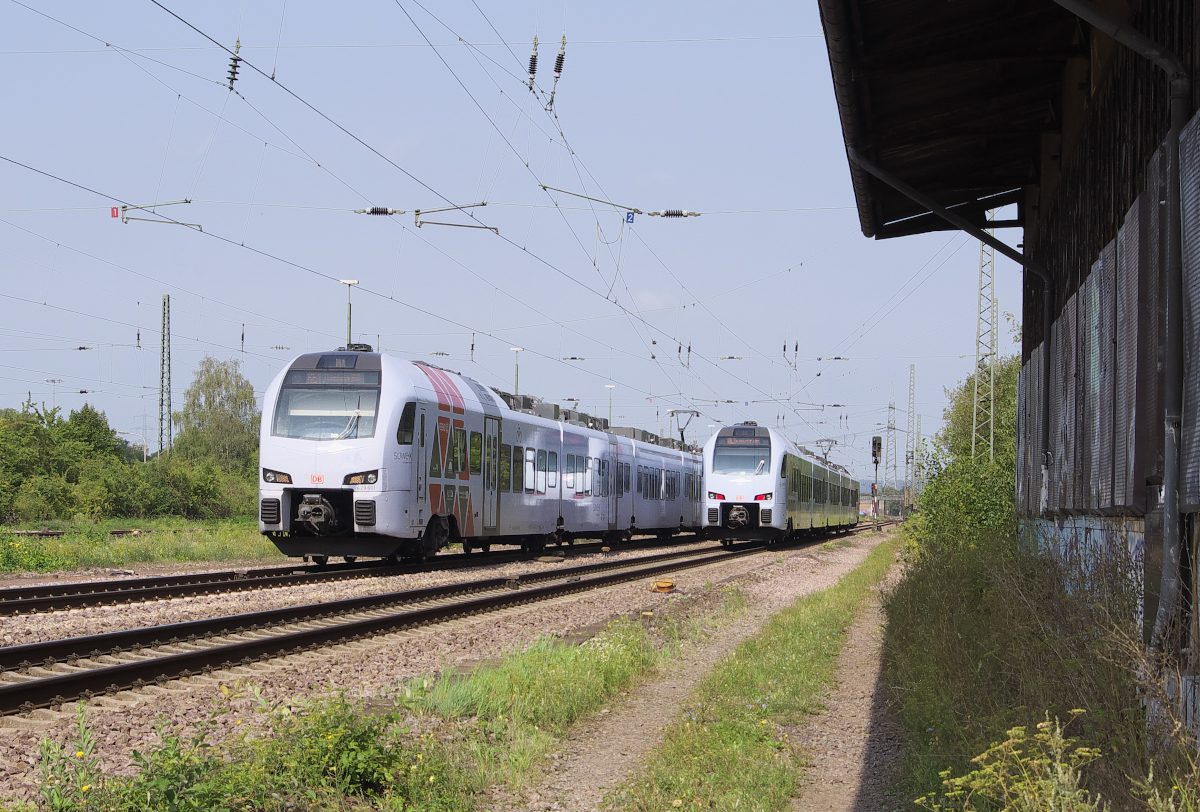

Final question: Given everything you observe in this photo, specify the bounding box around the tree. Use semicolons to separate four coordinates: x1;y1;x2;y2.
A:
172;357;260;472
913;350;1022;544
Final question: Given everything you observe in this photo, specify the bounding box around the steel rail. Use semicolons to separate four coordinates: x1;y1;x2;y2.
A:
0;535;703;615
0;543;766;714
0;522;891;715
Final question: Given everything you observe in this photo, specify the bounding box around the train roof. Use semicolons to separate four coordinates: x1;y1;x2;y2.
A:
710;423;860;484
282;349;699;453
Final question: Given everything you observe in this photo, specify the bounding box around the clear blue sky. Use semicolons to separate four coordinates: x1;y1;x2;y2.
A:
0;0;1022;483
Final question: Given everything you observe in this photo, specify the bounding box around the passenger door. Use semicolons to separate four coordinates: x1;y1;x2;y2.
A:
608;441;619;531
417;406;427;503
483;416;499;530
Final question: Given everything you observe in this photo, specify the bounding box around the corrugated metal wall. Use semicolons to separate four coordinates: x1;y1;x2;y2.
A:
1115;197;1144;509
1098;240;1116;511
1049;317;1064;512
1031;342;1043;511
1081;267;1100;509
1138;145;1168;504
1181;116;1200;510
1017;360;1028;514
1063;293;1079;510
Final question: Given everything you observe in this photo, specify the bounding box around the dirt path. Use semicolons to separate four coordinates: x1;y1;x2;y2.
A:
792;573;904;812
484;532;893;812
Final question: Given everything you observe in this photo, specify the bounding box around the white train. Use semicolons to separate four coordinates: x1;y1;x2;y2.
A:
701;423;860;543
258;349;704;562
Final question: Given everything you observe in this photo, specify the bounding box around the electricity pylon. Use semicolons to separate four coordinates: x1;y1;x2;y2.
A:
159;294;171;454
972;210;998;460
886;392;898;495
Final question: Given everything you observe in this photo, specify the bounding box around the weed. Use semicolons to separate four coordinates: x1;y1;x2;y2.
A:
37;705;104;812
883;528;1162;808
917;711;1105;812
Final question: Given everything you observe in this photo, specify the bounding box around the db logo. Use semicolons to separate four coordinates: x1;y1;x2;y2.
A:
310;474;325;485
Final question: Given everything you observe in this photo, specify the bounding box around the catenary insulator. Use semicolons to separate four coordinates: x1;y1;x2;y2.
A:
649;210;700;217
554;36;566;78
227;38;242;90
527;36;539;88
369;207;390;215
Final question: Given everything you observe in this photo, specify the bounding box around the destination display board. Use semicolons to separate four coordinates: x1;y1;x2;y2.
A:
285;370;381;386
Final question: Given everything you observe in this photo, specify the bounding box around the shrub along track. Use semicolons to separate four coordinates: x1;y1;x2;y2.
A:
0;533;708;616
0;523;886;718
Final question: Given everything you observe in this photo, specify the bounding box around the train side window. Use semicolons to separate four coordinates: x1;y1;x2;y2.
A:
419;414;425;448
548;452;558;488
449;428;467;476
585;457;593;496
469;432;483;475
499;444;511;491
537;450;548;494
525;448;537;494
396;402;416;444
636;465;642;495
576;458;585;495
512;446;524;492
624;463;631;493
604;460;611;497
565;454;575;490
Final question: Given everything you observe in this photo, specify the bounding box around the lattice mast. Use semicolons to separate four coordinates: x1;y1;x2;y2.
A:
158;294;171;454
905;364;916;512
972;211;998;460
886;393;898;494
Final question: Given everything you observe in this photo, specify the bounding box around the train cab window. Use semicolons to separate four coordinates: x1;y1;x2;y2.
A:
537;450;547;494
565;454;575;489
548;452;558;488
512;446;524;492
499;444;512;491
525;448;537;494
469;432;483;475
396;402;416;445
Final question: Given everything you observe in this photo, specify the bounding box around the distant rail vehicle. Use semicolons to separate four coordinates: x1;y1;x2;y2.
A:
702;423;860;543
258;349;705;562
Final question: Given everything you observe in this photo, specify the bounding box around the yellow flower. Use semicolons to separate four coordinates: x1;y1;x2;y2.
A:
81;785;90;793
76;751;84;758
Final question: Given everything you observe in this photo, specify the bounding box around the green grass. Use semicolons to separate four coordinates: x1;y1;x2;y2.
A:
399;583;749;793
609;533;900;812
0;517;282;572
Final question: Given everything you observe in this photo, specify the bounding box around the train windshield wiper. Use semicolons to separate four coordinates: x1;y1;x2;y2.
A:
335;395;362;440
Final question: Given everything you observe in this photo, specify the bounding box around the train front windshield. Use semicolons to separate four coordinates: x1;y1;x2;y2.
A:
712;436;772;475
272;369;381;440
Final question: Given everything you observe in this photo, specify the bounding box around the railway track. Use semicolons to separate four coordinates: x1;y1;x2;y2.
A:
0;521;895;716
0;534;705;616
0;542;767;715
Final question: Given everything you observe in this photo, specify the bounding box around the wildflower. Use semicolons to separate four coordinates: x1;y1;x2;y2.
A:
81;785;90;793
76;751;84;758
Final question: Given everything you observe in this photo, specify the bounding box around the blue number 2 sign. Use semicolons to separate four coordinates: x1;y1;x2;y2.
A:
625;211;635;224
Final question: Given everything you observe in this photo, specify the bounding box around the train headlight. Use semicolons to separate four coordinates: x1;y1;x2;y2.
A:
708;491;725;501
263;469;292;484
344;470;379;486
754;492;773;502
